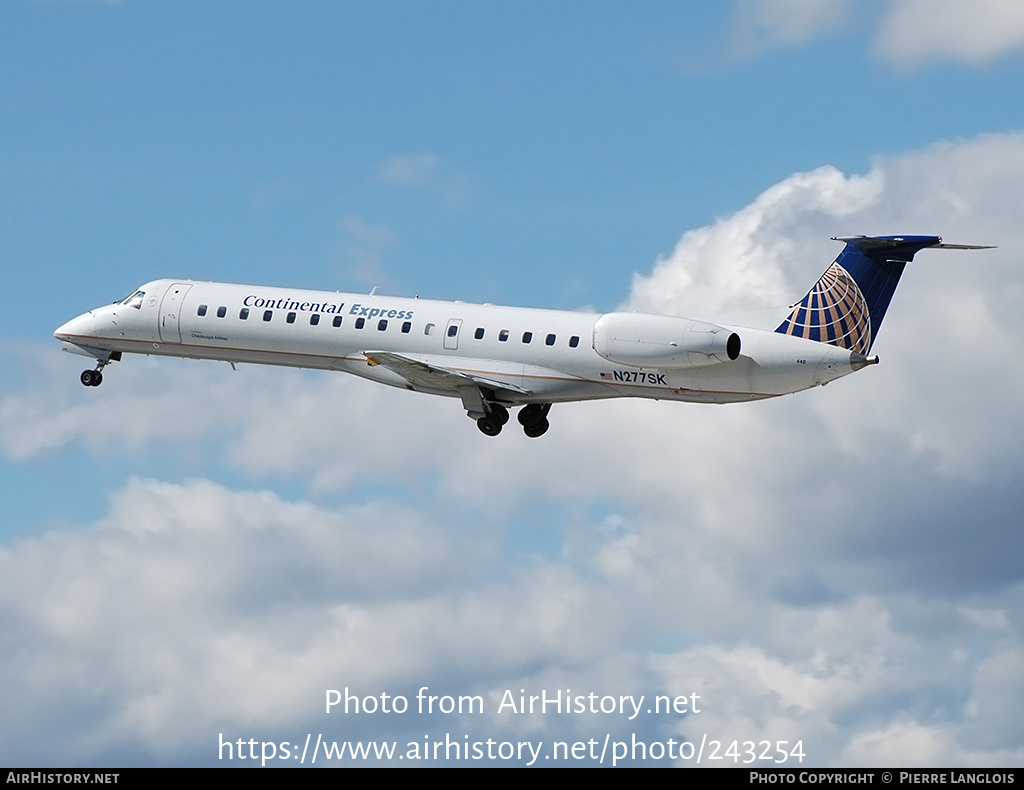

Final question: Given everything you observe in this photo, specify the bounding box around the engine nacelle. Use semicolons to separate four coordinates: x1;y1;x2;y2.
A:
593;312;741;369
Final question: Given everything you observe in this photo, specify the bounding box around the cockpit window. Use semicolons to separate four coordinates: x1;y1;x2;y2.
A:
120;290;145;310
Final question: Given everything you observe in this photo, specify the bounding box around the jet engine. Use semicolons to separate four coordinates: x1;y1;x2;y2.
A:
593;312;740;369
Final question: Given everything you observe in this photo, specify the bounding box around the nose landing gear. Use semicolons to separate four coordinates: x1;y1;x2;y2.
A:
80;359;109;387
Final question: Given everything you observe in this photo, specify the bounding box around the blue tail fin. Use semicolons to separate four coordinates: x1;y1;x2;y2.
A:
774;235;946;353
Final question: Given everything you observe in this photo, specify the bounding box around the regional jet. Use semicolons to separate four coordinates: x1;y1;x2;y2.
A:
54;235;989;437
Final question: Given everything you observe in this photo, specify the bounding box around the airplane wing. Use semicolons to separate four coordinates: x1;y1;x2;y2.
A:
363;351;534;396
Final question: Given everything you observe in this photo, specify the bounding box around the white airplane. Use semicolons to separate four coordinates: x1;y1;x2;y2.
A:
55;235;989;438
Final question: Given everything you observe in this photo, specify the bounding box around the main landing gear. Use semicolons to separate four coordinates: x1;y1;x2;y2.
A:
476;403;509;437
517;403;550;438
474;403;551;438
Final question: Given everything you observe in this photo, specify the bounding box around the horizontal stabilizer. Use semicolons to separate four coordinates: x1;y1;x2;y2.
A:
832;236;995;252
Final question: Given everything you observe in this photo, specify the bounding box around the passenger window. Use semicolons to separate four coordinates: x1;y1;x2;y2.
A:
333;315;343;328
569;335;580;348
197;304;208;317
217;306;227;318
545;333;556;346
239;308;249;320
378;319;388;331
522;331;533;344
310;314;320;326
498;329;509;342
355;317;365;329
447;324;459;338
474;327;485;340
263;310;273;322
287;312;296;324
425;323;435;336
401;321;412;334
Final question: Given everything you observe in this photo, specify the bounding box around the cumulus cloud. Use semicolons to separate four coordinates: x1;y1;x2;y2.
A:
0;477;620;763
627;133;1024;485
6;131;1024;765
0;350;239;461
625;164;884;318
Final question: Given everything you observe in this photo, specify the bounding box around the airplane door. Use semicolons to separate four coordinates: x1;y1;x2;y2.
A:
159;283;192;343
444;319;462;351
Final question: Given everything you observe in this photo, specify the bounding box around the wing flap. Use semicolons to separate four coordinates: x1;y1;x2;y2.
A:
363;351;534;396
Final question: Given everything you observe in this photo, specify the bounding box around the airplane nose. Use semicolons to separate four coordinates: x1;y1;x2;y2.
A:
54;311;95;341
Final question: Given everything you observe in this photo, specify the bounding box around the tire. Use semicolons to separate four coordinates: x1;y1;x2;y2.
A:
476;416;502;436
523;419;549;438
518;403;548;427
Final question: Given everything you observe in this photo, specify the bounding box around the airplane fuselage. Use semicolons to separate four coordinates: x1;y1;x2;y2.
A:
56;237;988;437
54;278;865;415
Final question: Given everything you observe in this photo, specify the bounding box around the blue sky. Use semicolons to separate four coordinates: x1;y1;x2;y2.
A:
6;0;1023;319
3;0;1024;767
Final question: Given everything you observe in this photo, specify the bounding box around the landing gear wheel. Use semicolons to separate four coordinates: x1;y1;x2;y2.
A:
517;403;551;426
523;418;549;438
80;369;102;387
489;403;510;426
476;416;503;436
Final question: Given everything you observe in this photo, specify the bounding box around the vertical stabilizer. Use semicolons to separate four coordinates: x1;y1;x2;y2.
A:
774;235;944;353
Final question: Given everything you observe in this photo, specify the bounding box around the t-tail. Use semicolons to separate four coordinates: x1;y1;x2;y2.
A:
775;235;993;355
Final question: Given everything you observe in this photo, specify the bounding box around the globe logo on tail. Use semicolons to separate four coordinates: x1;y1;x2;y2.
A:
775;263;872;354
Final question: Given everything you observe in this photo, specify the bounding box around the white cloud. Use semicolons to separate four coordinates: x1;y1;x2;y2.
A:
338;215;393;246
729;0;1024;66
0;350;237;460
334;215;396;287
730;0;852;57
376;152;472;208
6;471;1023;765
875;0;1024;66
625;164;883;318
0;477;620;763
378;153;441;186
626;133;1024;487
